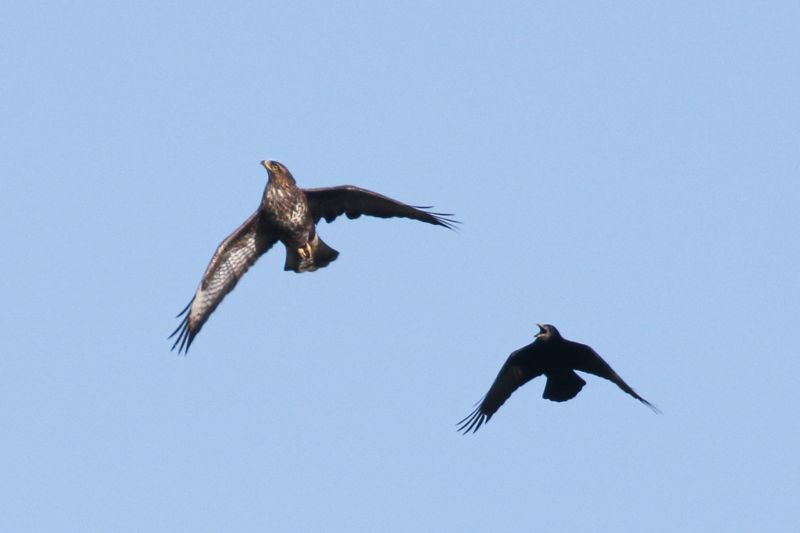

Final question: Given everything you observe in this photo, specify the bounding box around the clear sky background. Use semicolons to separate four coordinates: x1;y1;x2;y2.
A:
2;2;798;531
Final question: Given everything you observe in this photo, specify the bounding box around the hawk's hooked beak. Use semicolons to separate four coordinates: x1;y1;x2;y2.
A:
535;323;546;338
261;160;272;171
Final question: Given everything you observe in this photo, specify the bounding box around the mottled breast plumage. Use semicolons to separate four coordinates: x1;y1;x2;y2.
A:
263;179;313;244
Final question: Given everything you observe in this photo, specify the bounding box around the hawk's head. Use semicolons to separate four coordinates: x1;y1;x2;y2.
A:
261;160;295;183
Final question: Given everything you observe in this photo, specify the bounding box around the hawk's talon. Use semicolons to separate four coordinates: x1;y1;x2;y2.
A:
298;243;313;260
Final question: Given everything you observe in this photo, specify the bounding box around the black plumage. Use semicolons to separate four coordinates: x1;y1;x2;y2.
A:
458;324;659;433
169;160;457;353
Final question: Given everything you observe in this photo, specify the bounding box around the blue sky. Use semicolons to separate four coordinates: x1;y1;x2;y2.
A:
2;1;798;531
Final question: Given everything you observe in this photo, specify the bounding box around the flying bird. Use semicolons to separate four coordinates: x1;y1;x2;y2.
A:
458;324;659;433
170;160;457;353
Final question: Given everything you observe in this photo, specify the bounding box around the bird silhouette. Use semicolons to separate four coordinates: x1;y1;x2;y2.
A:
458;324;659;433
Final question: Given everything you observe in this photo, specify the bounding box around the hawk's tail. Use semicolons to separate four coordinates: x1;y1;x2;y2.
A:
284;234;339;273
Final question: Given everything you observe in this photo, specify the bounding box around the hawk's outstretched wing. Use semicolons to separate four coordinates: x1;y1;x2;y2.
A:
169;212;278;354
303;186;458;229
567;341;660;412
457;344;545;433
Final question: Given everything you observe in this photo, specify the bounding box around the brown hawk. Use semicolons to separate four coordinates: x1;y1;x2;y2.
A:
170;160;457;353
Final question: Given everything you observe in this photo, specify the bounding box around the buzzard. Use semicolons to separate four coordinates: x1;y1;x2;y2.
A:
170;160;457;353
458;324;659;433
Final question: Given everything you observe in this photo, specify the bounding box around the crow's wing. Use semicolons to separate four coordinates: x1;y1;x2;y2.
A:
568;341;660;412
457;343;545;433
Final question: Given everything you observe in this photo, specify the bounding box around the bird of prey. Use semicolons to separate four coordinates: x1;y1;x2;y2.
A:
170;160;457;353
458;324;659;433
